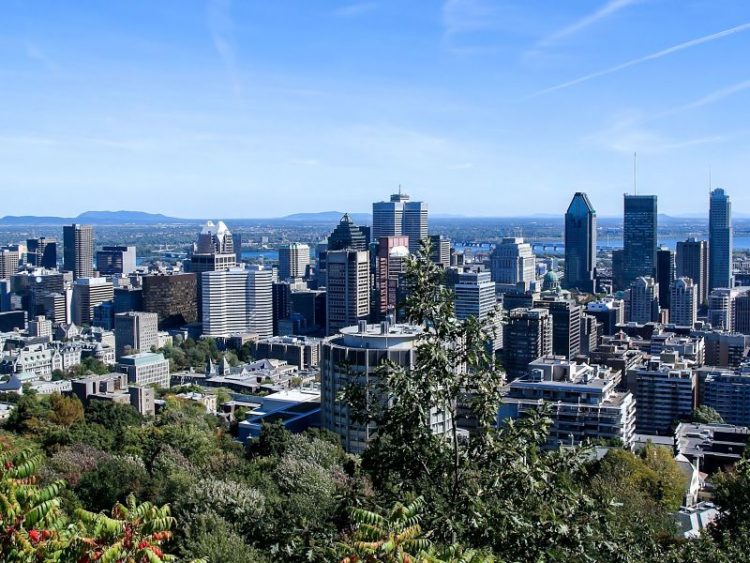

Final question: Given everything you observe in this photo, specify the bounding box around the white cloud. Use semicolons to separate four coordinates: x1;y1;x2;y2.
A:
535;0;639;49
206;0;241;97
332;2;378;18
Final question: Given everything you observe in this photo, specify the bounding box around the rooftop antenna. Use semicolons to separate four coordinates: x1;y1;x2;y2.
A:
398;184;402;196
633;152;637;195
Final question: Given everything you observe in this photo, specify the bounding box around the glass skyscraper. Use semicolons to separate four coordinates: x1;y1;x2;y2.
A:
622;195;657;288
709;188;733;291
564;192;597;293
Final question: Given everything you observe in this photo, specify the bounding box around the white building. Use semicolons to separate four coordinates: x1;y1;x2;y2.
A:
202;266;273;338
278;243;310;281
670;278;698;327
489;237;536;291
118;352;170;388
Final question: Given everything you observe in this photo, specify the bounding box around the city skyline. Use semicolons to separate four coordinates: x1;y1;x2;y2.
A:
2;1;750;217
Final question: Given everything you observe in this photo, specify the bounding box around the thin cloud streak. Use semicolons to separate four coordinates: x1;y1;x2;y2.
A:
536;0;638;48
532;22;750;96
207;0;241;97
659;79;750;117
332;2;378;18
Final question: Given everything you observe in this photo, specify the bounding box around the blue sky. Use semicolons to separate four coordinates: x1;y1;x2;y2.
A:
1;0;749;218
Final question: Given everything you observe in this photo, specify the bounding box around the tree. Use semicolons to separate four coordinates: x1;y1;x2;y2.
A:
48;394;84;427
692;406;725;424
75;457;150;513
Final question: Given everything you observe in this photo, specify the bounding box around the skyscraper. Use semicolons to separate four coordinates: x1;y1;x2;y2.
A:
564;192;597;293
708;288;738;332
670;278;697;328
375;236;409;321
71;277;113;326
709;188;733;291
535;297;582;359
454;271;496;322
622;195;657;287
676;238;709;306
26;237;57;269
626;276;659;324
372;191;428;255
429;235;451;268
489;238;536;291
202;266;273;338
141;273;198;329
278;243;310;281
325;250;370;335
656;247;675;310
504;308;553;379
114;311;159;359
63;224;94;279
328;214;367;252
96;246;137;275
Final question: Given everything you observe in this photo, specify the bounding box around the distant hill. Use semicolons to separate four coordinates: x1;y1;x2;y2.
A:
0;210;188;226
280;211;371;224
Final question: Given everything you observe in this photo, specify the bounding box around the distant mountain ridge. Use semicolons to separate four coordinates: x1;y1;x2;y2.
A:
0;211;188;226
279;211;371;223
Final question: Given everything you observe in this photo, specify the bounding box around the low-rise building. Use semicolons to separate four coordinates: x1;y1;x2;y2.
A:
71;373;155;416
675;422;750;474
498;356;636;448
237;387;321;442
250;335;321;369
117;352;170;388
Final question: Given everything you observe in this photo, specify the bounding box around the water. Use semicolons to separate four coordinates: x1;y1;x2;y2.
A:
242;249;279;261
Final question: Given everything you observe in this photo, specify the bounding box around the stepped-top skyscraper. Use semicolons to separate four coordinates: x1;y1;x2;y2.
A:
328;214;368;251
372;189;428;254
709;188;733;291
622;194;657;288
63;224;94;280
564;192;597;293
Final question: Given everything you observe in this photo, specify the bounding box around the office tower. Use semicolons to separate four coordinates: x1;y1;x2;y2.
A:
626;277;659;324
328;214;367;251
708;288;739;332
232;232;243;264
564;192;597;293
118;352;170;388
321;322;451;454
586;298;624;336
622;195;657;287
489;238;536;291
375;236;409;321
26;237;57;269
141;272;198;328
201;266;273;338
272;281;292;335
290;289;326;335
670;278;698;327
63;224;94;279
455;271;496;321
656;247;675;309
632;356;695;434
709;188;733;291
612;249;625;291
114;311;159;359
96;246;136;275
504;308;553;379
579;314;600;356
37;293;66;324
702;372;750;427
676;238;709;306
0;248;20;280
113;286;143;314
190;221;236;271
278;243;310;281
372;191;428;255
499;359;635;448
71;277;114;326
429;235;450;268
735;292;750;335
325;250;370;335
535;297;582;359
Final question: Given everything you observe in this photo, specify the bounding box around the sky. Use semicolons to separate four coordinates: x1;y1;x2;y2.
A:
1;0;750;218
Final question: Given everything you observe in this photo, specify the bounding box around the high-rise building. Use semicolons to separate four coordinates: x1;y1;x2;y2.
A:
321;322;451;454
429;235;450;268
564;192;597;293
535;297;582;359
114;286;143;314
28;315;53;339
202;266;273;338
375;236;409;321
735;292;750;335
325;250;370;335
328;214;368;252
114;311;159;359
586;298;624;336
632;356;695;434
702;371;750;427
71;277;114;326
278;243;310;281
63;224;94;279
676;238;709;306
190;220;236;319
625;277;659;324
656;247;675;309
670;278;698;327
232;232;243;264
96;246;137;275
504;308;553;379
372;191;428;254
709;188;733;291
489;238;536;291
141;273;198;328
708;288;739;332
0;248;20;280
455;271;496;321
622;195;657;287
26;237;57;269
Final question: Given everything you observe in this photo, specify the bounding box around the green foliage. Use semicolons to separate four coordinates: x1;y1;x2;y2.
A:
75;457;150;512
692;406;725;424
